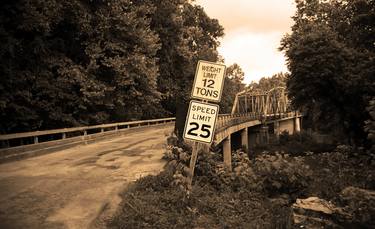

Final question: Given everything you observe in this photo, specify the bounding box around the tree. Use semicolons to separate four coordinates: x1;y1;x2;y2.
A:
150;1;224;138
85;0;163;122
280;0;375;145
219;63;245;114
0;0;100;133
0;0;163;133
247;72;287;92
0;0;224;136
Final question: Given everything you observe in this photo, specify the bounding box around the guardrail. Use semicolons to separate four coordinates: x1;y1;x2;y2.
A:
216;112;259;131
216;111;299;132
0;117;175;149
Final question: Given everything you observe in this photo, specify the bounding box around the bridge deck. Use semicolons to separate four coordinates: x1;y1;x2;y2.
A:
0;123;173;229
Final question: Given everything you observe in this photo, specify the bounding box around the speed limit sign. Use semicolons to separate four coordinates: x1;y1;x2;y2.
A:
183;100;219;144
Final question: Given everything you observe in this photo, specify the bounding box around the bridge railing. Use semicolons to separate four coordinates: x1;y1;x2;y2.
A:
216;112;260;132
216;111;300;133
0;117;175;149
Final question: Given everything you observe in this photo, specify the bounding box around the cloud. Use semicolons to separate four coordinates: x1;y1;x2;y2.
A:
197;0;295;33
195;0;296;83
219;30;288;84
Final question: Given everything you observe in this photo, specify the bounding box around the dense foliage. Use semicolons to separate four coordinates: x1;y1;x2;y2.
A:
0;0;244;134
280;0;375;145
247;72;287;92
108;148;301;228
109;140;375;228
219;63;246;114
0;0;162;133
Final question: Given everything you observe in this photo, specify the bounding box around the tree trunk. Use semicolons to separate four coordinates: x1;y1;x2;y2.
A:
174;96;189;140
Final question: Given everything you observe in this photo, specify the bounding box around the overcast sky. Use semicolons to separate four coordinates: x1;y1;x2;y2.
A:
195;0;296;84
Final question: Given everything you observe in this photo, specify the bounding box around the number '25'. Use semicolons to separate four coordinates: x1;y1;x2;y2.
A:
187;122;211;138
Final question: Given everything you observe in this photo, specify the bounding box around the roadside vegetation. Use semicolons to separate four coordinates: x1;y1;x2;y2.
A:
108;135;375;228
280;0;374;145
250;131;337;157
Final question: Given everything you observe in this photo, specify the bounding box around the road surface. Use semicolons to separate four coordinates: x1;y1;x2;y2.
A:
0;123;174;229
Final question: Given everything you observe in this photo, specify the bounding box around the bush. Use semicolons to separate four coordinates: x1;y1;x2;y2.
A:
336;187;375;228
194;150;228;190
108;147;303;228
230;150;263;192
108;165;294;229
304;146;375;199
252;153;312;200
163;145;191;164
108;172;194;229
195;149;313;200
253;131;336;156
281;131;335;154
279;130;312;145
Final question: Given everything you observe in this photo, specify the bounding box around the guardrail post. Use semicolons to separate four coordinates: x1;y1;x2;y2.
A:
115;126;118;131
83;130;87;140
34;136;38;144
62;133;66;139
101;128;104;133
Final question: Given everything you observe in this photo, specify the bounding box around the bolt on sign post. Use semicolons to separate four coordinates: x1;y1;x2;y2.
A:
184;60;226;189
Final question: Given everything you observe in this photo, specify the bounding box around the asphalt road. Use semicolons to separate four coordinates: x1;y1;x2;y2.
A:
0;123;174;229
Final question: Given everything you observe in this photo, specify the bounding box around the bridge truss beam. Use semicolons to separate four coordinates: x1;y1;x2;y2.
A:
231;86;291;118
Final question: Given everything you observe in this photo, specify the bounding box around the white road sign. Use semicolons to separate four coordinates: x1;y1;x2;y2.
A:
183;100;219;144
191;60;226;102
